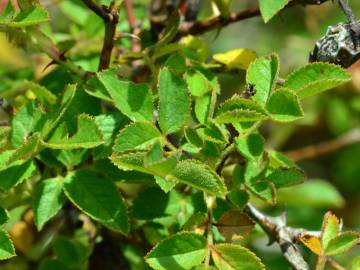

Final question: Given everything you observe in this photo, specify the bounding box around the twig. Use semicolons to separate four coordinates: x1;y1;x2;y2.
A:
327;257;347;270
177;0;330;37
123;0;141;52
285;127;360;161
244;203;321;270
82;0;119;70
82;0;110;21
123;0;137;31
336;0;357;24
178;8;260;37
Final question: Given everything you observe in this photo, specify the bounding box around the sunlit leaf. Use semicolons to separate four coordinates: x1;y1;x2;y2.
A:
145;232;207;270
284;63;351;99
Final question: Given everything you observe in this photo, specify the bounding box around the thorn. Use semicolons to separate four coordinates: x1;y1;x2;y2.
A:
117;32;141;41
42;51;67;72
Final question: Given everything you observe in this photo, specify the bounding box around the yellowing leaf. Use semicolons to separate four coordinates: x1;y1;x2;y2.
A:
300;234;322;255
213;49;257;70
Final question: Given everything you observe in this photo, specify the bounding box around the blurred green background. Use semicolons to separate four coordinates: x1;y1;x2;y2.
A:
0;0;359;269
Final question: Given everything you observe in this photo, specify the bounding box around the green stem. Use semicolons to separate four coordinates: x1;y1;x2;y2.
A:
207;89;217;123
215;142;234;172
315;256;327;270
204;195;215;265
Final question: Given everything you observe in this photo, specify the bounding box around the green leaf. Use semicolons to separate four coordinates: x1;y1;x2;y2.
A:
0;6;49;27
195;94;212;124
284;63;351;99
64;170;129;234
0;81;56;106
215;96;268;124
266;88;304;122
158;68;190;134
53;149;89;169
155;176;177;193
94;158;154;184
325;232;359;256
152;43;183;61
10;101;44;148
246;54;279;105
52;236;88;267
247;181;276;205
321;212;340;250
0;228;15;260
110;150;148;172
84;75;113;102
277;180;345;208
145;232;207;270
24;81;57;105
96;69;154;122
181;35;209;62
211;244;265;270
198;122;228;144
185;70;211;97
267;167;305;188
259;0;290;23
111;154;227;197
155;10;180;48
184;127;204;148
93;112;128;159
40;84;77;139
7;133;41;164
267;150;296;169
144;143;178;177
235;133;265;161
170;160;227;198
113;122;162;153
0;160;37;190
0;207;9;226
42;114;104;150
217;210;255;241
227;190;249;210
132;187;181;220
215;110;267;124
165;52;187;74
213;48;256;70
32;177;65;231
